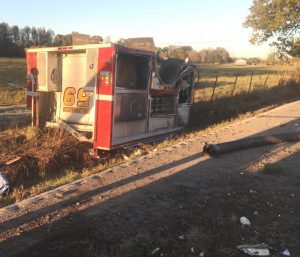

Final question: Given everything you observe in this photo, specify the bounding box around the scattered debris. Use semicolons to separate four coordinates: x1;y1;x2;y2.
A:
0;128;93;189
54;192;64;199
123;155;130;161
282;249;290;256
240;216;251;226
0;172;9;196
5;156;21;165
151;247;160;255
236;244;270;256
199;251;205;257
191;247;194;254
249;189;258;194
134;149;142;156
178;235;185;240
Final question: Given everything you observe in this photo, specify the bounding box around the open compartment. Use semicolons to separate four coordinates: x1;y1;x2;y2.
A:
112;52;151;140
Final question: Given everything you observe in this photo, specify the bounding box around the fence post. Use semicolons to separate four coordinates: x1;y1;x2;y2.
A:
210;74;218;103
263;74;269;87
248;71;254;93
230;73;239;98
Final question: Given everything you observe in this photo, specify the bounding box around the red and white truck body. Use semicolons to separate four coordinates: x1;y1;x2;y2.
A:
26;42;195;151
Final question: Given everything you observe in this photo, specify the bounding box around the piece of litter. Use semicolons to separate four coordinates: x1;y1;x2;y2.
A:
5;156;21;165
134;149;142;156
123;155;130;161
240;216;251;225
237;244;270;256
249;189;258;194
151;247;160;255
294;123;299;126
153;148;158;152
191;247;194;254
178;235;185;240
240;172;244;175
282;249;290;256
199;251;205;257
55;192;64;199
0;172;10;196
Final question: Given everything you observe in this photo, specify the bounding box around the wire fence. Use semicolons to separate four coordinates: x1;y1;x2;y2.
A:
193;69;300;103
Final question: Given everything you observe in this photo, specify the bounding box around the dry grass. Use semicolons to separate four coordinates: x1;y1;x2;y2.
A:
0;128;93;186
194;63;299;102
0;58;26;105
191;62;300;129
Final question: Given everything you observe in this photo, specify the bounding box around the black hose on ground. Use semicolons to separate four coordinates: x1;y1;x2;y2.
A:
203;132;300;157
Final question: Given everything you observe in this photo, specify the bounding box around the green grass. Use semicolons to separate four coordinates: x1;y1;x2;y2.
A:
261;163;287;175
0;170;83;208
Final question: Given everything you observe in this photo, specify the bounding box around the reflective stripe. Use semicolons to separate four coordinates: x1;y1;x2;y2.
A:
27;91;38;97
97;94;114;101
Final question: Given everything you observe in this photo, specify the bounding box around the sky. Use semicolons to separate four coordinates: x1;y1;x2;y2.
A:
0;0;274;58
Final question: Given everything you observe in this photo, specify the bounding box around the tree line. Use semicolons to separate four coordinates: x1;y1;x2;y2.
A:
157;45;234;64
1;22;235;63
0;21;274;65
0;22;74;57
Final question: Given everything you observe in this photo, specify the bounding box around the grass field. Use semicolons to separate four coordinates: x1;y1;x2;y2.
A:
0;58;26;105
194;63;296;102
0;58;299;207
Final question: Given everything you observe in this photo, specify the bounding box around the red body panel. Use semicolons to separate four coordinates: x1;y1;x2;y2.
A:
26;52;38;125
26;52;37;73
94;47;115;149
26;52;37;109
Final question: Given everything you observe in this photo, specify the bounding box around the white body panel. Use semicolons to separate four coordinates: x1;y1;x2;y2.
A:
177;103;190;126
57;53;95;125
149;116;175;132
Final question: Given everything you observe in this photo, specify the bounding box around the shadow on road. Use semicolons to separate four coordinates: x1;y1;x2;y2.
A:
0;117;299;257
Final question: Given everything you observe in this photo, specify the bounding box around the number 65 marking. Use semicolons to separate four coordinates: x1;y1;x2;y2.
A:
63;87;90;107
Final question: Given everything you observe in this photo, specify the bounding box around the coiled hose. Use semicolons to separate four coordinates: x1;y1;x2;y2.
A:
203;132;300;157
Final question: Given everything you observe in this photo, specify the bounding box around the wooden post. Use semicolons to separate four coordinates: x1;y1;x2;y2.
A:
230;73;239;98
263;74;269;87
210;74;218;103
248;72;254;93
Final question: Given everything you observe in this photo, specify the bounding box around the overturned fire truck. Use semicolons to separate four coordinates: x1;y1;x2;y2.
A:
26;38;196;152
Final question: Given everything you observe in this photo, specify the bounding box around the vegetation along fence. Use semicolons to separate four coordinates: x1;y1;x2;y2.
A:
193;67;300;103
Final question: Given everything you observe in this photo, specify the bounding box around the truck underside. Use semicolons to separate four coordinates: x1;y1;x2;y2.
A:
26;42;197;152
